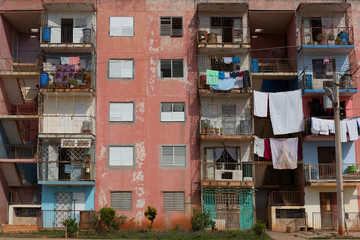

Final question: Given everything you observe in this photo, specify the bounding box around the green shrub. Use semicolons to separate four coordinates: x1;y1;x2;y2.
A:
99;207;116;229
190;208;214;232
62;218;78;237
252;220;266;236
144;206;157;230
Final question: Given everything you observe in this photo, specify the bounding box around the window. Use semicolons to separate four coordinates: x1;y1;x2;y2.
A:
108;59;134;78
160;17;183;37
312;59;336;79
161;146;186;166
160;59;183;78
210;17;242;43
160;102;185;122
109;102;134;122
164;192;185;211
109;17;134;37
109;146;134;166
111;191;132;210
14;208;39;217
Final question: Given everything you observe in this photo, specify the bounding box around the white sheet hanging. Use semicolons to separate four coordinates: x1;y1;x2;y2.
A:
254;91;268;117
340;120;348;143
269;89;304;135
270;138;298;170
254;136;265;157
346;119;359;141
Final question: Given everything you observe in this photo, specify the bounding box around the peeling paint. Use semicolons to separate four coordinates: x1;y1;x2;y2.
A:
99;145;106;161
134;186;145;198
131;170;144;182
136;199;146;209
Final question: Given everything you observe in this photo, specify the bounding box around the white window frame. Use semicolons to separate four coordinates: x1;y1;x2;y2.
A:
163;191;185;211
159;59;184;78
111;191;132;210
108;59;134;79
160;102;185;122
109;146;134;167
109;17;134;37
109;102;134;122
161;145;186;167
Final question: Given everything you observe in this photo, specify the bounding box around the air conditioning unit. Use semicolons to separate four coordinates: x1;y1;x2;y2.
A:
61;139;91;148
215;170;242;181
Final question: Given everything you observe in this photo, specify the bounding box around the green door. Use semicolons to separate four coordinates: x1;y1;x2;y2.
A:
239;191;254;229
203;191;216;220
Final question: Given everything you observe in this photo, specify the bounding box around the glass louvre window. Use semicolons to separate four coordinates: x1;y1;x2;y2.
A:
160;59;184;78
160;102;185;121
161;146;186;166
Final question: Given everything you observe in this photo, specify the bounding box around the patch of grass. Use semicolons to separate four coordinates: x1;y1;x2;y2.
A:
0;229;271;239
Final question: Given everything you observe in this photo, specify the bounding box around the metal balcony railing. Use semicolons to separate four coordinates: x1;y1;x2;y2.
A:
200;117;252;136
40;26;95;45
9;187;40;204
39;116;95;135
10;103;38;115
301;71;357;90
41;68;93;90
0;57;41;72
37;210;92;229
269;191;304;206
297;26;354;46
304;163;360;183
252;58;297;73
313;212;360;230
198;26;248;45
201;162;253;182
38;161;94;182
0;145;37;159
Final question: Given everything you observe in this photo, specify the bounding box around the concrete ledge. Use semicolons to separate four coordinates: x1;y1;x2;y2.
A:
2;224;38;234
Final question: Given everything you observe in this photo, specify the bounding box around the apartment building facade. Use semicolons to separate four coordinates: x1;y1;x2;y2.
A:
0;0;360;232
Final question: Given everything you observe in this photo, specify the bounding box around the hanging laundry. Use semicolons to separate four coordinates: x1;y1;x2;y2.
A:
254;136;265;157
346;119;359;141
60;57;69;65
264;139;272;160
69;56;80;71
357;118;360;128
254;91;268;117
206;69;219;85
218;71;225;79
243;71;250;88
327;120;335;134
269;89;304;135
223;57;232;64
232;56;240;64
340;120;348;142
311;117;321;134
234;73;243;89
224;72;230;79
215;56;223;64
210;78;235;91
270;138;298;170
323;57;330;64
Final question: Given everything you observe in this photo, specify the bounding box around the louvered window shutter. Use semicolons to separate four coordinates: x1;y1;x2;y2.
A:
172;60;183;78
164;192;185;211
174;146;186;165
160;17;171;36
111;192;132;210
110;17;134;36
109;146;134;166
109;103;134;122
162;146;174;165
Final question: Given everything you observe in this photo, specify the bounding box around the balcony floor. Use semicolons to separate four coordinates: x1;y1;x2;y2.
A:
201;180;254;187
200;135;253;141
0;71;39;77
198;43;250;54
298;45;354;55
251;72;298;80
306;180;360;187
199;89;252;98
38;180;95;186
40;43;94;53
302;88;357;97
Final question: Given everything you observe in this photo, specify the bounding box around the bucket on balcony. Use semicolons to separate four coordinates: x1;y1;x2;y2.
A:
43;27;51;42
40;73;49;87
207;33;217;43
323;94;333;109
82;28;91;43
348;166;358;174
305;75;313;89
251;59;259;73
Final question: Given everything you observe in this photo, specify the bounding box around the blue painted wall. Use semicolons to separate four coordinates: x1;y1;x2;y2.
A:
41;186;95;228
303;141;355;166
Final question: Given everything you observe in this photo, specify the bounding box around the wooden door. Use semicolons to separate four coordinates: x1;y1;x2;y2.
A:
317;147;336;179
320;192;337;229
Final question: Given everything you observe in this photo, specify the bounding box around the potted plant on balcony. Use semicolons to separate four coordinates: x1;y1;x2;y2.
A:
220;128;223;135
327;34;335;45
215;127;220;135
198;30;208;43
202;123;210;135
210;126;215;135
316;34;326;45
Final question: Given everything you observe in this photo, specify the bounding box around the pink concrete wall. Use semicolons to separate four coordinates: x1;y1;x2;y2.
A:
0;167;9;224
0;0;41;11
0;15;13;71
95;0;198;229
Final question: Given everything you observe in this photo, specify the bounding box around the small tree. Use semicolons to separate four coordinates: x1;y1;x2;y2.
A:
99;207;116;229
144;206;157;229
191;208;215;231
62;218;78;237
89;207;127;234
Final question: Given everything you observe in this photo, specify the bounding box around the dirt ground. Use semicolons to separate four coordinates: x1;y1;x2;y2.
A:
266;229;360;239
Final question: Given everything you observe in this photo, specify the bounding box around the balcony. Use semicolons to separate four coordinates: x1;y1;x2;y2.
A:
0;145;37;162
40;26;95;53
297;27;354;54
0;57;40;77
300;71;357;96
38;161;94;185
0;102;38;119
304;163;360;186
251;58;298;80
269;191;304;206
201;162;253;187
39;116;95;136
9;187;40;204
200;117;252;141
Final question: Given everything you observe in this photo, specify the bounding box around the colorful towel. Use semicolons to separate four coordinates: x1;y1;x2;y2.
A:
210;78;235;91
69;57;80;71
206;69;219;85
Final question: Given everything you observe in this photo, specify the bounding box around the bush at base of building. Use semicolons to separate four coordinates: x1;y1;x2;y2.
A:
190;208;215;232
62;218;78;237
89;207;128;234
